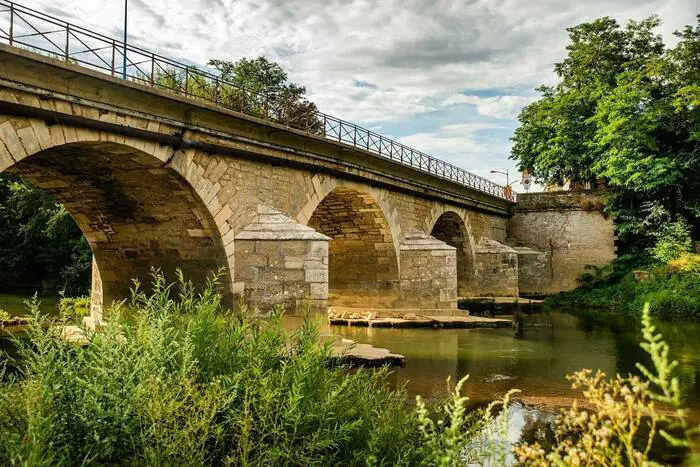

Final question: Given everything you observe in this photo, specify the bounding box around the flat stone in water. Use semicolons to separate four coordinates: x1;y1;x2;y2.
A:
330;315;512;329
329;338;405;367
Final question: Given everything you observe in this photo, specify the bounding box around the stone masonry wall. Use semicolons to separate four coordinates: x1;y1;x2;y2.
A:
0;82;516;316
508;191;616;295
471;239;519;297
398;230;457;309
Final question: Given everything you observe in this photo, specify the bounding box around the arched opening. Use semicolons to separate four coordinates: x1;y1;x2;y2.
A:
4;141;231;317
307;188;399;307
431;212;473;297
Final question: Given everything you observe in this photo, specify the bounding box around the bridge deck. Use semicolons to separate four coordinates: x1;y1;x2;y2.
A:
0;43;513;216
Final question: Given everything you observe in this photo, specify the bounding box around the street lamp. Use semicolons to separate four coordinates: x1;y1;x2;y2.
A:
490;169;509;186
122;0;127;79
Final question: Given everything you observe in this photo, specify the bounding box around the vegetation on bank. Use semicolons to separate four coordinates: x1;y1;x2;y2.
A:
0;272;498;465
0;271;698;465
547;253;700;321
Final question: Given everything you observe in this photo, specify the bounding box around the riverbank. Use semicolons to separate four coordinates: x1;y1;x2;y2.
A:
1;273;698;464
545;254;700;321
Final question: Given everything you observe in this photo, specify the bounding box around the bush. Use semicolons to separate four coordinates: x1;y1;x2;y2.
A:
547;254;700;321
667;253;700;274
650;219;693;263
57;296;90;323
0;270;489;465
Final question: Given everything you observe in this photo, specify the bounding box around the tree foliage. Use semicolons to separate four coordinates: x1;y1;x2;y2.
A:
154;56;323;133
0;174;91;296
511;15;700;252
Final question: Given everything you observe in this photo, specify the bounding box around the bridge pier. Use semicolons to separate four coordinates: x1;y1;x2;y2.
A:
398;230;458;309
234;206;330;311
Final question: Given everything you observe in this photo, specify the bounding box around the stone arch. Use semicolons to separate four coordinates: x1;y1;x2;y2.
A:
0;117;232;318
306;186;400;307
427;207;476;297
296;178;403;252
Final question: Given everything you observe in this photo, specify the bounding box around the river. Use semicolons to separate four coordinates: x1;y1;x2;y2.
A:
289;310;700;422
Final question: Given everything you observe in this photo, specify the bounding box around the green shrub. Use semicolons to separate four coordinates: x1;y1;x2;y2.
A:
57;296;90;322
0;309;9;323
650;219;693;263
547;255;700;321
0;270;488;465
667;253;700;274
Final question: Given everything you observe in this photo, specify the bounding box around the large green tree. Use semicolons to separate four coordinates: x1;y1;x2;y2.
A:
511;15;700;252
208;56;322;132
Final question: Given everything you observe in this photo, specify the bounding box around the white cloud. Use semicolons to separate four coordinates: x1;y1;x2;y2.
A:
442;95;536;120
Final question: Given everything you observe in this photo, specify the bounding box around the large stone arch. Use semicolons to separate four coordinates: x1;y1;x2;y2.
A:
425;206;476;297
0;117;232;318
296;177;403;254
306;186;401;307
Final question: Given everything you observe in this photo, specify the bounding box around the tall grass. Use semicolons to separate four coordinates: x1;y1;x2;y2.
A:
0;271;484;465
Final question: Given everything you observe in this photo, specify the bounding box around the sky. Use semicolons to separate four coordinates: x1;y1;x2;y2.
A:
18;0;699;191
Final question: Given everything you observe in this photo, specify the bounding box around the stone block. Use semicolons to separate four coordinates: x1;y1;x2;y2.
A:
305;268;328;283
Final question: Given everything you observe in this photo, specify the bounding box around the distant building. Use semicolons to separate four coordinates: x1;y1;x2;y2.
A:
544;179;607;192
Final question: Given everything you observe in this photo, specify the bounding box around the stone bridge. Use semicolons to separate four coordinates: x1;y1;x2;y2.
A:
0;45;616;320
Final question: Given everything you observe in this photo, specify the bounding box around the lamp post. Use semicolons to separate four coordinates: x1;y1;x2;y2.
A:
122;0;127;79
489;169;509;187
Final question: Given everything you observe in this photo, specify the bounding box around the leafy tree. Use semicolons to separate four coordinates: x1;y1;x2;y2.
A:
0;174;91;296
511;15;700;253
154;56;322;132
208;56;323;132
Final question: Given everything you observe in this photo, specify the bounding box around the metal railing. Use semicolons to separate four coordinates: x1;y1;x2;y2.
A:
0;1;514;201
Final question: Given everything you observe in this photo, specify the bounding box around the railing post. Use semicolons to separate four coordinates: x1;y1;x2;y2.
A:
110;39;115;76
8;2;13;46
214;77;219;105
184;66;189;97
150;53;155;86
64;23;70;60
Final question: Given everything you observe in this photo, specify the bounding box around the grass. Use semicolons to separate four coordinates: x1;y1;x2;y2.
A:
0;271;492;466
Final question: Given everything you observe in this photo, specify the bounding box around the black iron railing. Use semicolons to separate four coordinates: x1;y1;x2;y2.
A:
0;1;514;201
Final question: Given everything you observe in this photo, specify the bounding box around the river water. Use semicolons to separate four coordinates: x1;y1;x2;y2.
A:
291;311;700;422
3;294;700;433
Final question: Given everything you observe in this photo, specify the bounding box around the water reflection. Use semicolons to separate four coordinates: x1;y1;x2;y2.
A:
291;311;700;420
